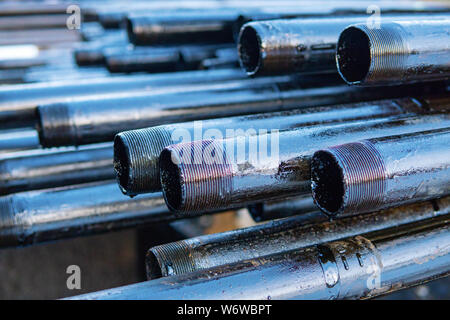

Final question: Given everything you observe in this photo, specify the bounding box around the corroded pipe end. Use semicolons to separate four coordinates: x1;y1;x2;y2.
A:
159;140;233;214
36;103;75;148
311;141;387;216
146;241;196;279
126;17;158;45
113;128;173;196
336;23;407;85
0;196;20;247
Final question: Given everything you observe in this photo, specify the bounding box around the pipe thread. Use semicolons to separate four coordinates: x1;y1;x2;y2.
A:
114;127;172;195
37;103;74;147
161;139;233;214
149;241;196;278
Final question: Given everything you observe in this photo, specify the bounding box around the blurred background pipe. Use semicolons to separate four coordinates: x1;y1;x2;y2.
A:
0;143;113;195
37;78;449;147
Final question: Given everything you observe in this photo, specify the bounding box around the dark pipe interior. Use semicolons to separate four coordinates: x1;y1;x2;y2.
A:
126;18;136;44
336;27;371;83
113;135;131;194
311;150;345;215
159;148;183;211
238;26;261;74
146;251;163;279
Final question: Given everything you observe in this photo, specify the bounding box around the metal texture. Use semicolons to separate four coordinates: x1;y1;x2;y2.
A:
0;68;245;129
0;143;113;195
311;129;450;216
238;15;450;76
336;20;450;85
68;215;450;300
37;77;447;147
145;196;449;279
0;181;175;248
160;112;450;214
114;95;429;196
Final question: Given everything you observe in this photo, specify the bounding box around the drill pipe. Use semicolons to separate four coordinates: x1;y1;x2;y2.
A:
0;68;245;129
160;113;450;214
238;15;450;76
104;45;233;73
114;96;430;196
0;128;39;155
146;196;449;279
336;20;450;86
0;143;113;195
0;181;175;248
69;215;450;300
37;77;448;148
311;129;450;217
247;195;318;222
126;11;238;45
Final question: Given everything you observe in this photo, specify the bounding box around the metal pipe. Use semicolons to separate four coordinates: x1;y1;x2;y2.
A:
126;11;238;45
146;196;449;279
311;129;450;217
0;14;69;30
247;195;318;222
160;112;450;214
0;128;39;155
0;181;177;248
0;143;114;195
37;77;448;148
69;215;450;300
336;20;450;85
114;95;430;196
238;15;450;76
0;68;246;129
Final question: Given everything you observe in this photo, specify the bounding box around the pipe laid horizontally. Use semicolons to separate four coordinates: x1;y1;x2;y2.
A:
0;143;113;195
114;95;438;196
0;181;176;248
160;112;450;214
146;196;450;279
238;15;450;76
68;215;450;299
336;20;450;85
0;68;246;129
311;129;450;217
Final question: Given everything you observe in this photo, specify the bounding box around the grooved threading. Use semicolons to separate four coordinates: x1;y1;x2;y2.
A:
38;103;74;147
363;23;409;83
150;241;196;277
329;141;387;214
118;128;172;194
168;139;233;213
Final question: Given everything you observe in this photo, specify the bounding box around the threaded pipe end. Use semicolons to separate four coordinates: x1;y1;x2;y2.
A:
337;23;408;85
311;141;387;216
114;128;173;196
160;139;233;214
146;241;196;279
36;103;75;147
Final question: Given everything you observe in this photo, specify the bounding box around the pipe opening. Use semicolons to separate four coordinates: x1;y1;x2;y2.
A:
146;251;163;279
113;135;131;195
160;148;183;211
238;25;261;75
336;27;371;84
311;150;345;215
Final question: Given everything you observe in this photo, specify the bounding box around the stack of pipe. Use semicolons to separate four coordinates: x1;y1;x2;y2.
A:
0;0;449;300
